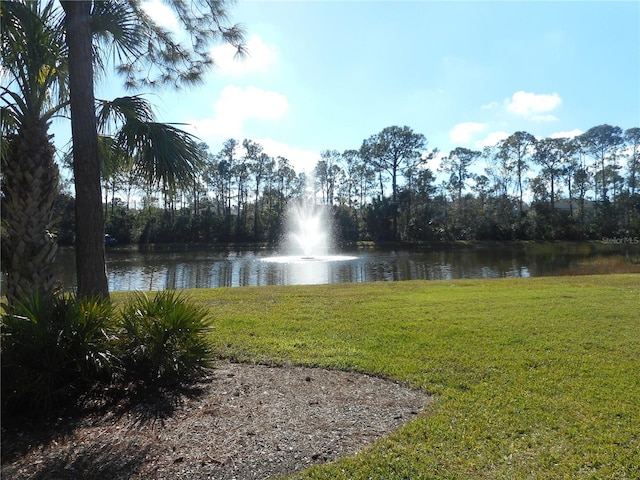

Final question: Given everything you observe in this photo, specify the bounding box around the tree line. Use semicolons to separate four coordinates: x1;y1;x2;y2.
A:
53;123;639;247
2;0;638;308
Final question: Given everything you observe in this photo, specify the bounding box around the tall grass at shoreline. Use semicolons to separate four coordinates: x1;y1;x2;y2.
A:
113;274;640;479
554;253;640;276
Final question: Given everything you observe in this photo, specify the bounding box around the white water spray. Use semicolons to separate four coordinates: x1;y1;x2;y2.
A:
286;198;330;258
262;178;355;266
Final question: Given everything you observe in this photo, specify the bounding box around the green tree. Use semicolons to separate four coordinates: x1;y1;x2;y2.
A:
1;1;68;307
242;139;269;239
233;157;250;238
483;144;511;199
624;128;640;195
213;138;240;234
579;124;624;204
533;137;570;209
498;131;536;216
60;0;244;298
362;126;427;239
440;147;481;204
338;150;360;211
560;138;581;219
411;168;439;240
253;150;275;239
359;140;386;199
98;135;131;220
315;150;342;206
275;157;298;201
396;148;432;241
573;164;591;228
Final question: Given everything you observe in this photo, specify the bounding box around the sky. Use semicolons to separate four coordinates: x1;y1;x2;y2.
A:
55;0;640;175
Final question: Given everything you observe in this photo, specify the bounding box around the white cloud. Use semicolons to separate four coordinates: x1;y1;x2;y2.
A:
185;86;318;172
506;90;562;118
481;101;499;110
141;0;179;30
475;131;510;148
210;34;278;76
549;128;583;139
449;122;486;143
189;85;289;139
428;150;448;172
213;137;317;173
254;138;319;173
532;114;559;122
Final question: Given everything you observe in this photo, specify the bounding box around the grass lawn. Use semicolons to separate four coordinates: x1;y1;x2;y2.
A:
119;274;639;479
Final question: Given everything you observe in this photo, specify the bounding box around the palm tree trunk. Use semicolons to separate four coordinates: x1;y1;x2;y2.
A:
62;1;109;299
1;120;59;307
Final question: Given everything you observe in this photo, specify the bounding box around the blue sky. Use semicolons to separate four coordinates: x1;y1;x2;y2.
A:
58;1;640;174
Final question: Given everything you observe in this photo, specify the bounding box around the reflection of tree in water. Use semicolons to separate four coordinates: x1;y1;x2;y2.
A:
44;245;639;291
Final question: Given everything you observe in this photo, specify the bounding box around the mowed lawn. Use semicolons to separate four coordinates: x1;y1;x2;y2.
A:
129;274;639;479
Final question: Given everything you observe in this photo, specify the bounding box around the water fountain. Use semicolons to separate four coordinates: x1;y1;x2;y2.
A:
261;196;356;265
284;199;330;259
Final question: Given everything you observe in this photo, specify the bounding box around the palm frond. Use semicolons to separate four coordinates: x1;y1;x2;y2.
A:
98;135;126;179
116;119;204;191
90;0;147;80
0;0;69;124
96;95;155;133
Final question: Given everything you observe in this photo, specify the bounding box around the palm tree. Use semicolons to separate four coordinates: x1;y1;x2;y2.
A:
59;0;245;299
2;0;244;301
1;1;69;307
96;95;205;208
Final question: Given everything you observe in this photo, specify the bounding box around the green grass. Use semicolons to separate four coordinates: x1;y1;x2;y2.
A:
117;274;640;479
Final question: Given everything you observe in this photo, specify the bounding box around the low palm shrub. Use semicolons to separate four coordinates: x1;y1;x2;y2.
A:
2;289;214;417
1;293;118;414
119;290;214;384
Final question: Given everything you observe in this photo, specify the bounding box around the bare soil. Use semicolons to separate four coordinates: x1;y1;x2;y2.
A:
2;362;431;479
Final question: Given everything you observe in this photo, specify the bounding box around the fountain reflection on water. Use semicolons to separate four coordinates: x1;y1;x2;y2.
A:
48;242;638;291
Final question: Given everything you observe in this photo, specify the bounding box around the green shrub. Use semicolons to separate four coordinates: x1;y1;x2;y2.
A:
119;290;214;384
1;289;215;417
1;293;118;414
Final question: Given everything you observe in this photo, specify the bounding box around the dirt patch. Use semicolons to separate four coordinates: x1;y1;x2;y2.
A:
2;362;431;479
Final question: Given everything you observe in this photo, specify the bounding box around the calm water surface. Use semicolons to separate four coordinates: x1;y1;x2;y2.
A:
51;243;639;292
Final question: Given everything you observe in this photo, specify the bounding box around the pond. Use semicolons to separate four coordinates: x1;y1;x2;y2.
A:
50;242;639;292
